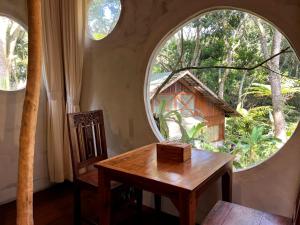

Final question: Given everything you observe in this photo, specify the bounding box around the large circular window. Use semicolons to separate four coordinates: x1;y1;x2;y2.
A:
87;0;121;40
146;9;300;170
0;16;28;91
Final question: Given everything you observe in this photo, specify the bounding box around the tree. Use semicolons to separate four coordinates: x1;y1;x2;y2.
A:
218;13;246;99
254;18;287;141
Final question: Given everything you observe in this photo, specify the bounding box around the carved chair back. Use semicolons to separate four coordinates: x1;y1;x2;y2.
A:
67;110;108;179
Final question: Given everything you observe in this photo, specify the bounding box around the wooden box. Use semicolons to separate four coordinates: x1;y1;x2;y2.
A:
156;142;191;162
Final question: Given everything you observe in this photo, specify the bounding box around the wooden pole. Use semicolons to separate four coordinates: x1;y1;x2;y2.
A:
16;0;42;224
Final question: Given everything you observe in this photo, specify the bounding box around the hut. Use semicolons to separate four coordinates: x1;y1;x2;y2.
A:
150;70;238;143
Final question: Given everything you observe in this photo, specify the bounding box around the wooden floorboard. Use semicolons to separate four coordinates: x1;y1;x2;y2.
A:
0;182;179;225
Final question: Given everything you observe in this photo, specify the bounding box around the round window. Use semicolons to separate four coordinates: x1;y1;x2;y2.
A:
87;0;121;40
146;9;300;170
0;16;28;91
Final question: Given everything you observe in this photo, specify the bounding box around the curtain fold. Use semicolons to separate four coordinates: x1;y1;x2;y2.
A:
62;0;86;113
61;0;86;180
42;0;66;182
42;0;86;182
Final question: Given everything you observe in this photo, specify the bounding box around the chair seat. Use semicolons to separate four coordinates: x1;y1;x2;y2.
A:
203;201;292;225
78;169;121;189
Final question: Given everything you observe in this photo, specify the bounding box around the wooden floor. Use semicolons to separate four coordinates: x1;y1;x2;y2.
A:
0;182;179;225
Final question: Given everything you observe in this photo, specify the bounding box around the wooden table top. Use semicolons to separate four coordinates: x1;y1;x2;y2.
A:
95;143;234;191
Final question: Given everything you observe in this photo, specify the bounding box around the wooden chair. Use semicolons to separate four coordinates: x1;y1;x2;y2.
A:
203;188;300;225
67;110;143;225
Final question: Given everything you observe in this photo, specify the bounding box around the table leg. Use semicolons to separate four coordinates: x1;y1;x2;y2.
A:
154;194;161;213
98;168;111;225
222;169;232;202
179;192;196;225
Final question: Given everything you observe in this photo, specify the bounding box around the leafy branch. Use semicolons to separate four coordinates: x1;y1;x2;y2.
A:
153;47;292;99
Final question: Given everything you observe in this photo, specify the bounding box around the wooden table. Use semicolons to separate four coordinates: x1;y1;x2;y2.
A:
95;143;234;225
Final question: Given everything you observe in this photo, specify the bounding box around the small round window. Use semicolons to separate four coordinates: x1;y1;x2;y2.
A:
146;9;300;170
87;0;121;40
0;16;28;91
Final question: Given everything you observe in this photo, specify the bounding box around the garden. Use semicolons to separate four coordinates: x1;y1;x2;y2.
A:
150;9;300;169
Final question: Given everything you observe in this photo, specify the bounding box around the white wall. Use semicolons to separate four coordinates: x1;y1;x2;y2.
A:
81;0;300;222
0;0;50;204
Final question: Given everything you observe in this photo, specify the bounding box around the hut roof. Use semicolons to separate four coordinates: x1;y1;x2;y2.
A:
149;70;239;116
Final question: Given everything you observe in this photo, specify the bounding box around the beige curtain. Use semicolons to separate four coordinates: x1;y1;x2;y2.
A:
42;0;66;182
42;0;86;182
62;0;86;113
61;0;86;180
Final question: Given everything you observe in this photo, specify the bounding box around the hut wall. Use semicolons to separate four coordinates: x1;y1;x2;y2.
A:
153;81;226;141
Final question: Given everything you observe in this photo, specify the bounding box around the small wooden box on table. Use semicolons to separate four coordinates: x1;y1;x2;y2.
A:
156;142;191;162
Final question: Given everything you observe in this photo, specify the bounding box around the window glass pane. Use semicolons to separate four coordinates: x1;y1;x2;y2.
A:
0;16;28;91
88;0;121;40
154;95;175;113
176;94;195;117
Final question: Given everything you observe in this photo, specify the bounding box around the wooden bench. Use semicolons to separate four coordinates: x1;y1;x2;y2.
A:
203;201;293;225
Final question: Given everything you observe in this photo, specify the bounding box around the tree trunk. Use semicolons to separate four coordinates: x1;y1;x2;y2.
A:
218;46;233;99
255;18;287;141
16;0;42;224
238;71;247;105
218;17;245;99
269;30;286;141
191;25;201;67
175;29;184;68
256;20;269;59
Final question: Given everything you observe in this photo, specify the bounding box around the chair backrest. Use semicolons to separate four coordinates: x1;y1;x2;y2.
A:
67;110;108;179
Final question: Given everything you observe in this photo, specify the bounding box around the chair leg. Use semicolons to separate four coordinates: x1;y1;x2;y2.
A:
135;188;143;213
74;184;81;225
154;194;161;213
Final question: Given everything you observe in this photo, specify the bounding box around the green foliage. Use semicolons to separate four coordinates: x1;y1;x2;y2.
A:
92;33;106;40
154;100;285;169
150;9;300;169
154;100;206;145
11;29;28;86
155;100;170;138
246;81;300;98
220;105;281;169
187;123;206;140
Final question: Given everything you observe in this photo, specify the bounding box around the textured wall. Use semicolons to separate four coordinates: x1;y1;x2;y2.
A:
0;0;49;204
81;0;300;220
